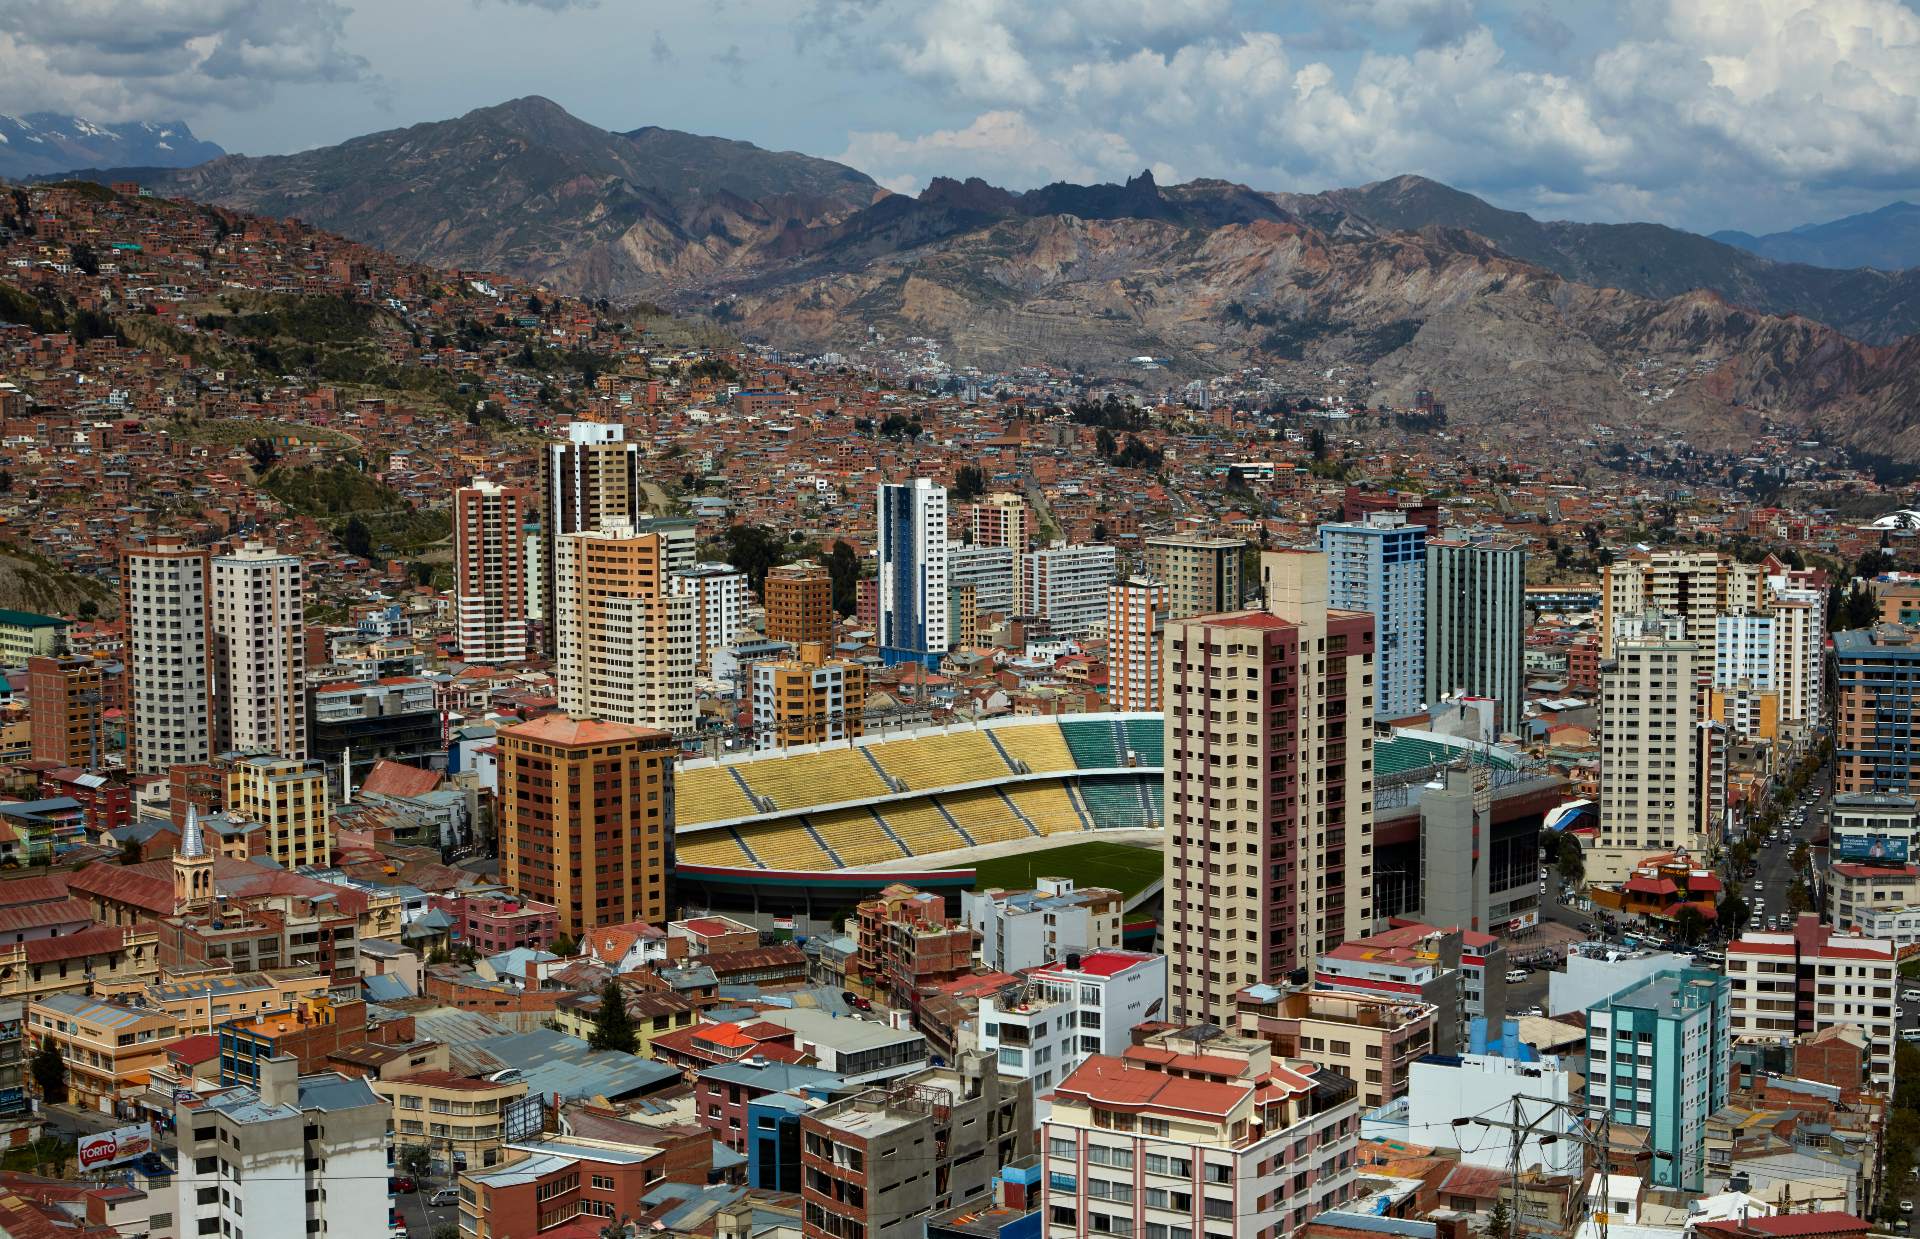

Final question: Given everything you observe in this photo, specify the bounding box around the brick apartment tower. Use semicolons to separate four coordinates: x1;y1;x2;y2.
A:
454;478;534;664
499;715;675;936
1162;549;1376;1026
554;523;696;733
123;535;214;775
1106;576;1167;711
764;562;836;647
541;421;644;651
26;655;104;766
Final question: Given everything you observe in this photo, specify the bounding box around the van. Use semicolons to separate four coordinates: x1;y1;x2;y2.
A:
1505;968;1529;984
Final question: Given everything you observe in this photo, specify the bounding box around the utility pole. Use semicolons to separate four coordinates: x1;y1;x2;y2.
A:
1457;1093;1666;1239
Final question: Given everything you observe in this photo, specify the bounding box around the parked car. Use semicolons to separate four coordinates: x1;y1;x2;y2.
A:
1899;1028;1920;1044
1902;989;1920;1003
429;1188;461;1208
389;1177;416;1195
1505;969;1529;983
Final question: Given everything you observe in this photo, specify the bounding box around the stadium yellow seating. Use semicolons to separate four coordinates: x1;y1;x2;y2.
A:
676;830;756;867
877;732;1013;788
808;807;907;868
739;748;892;812
990;723;1076;774
878;798;969;855
736;821;834;871
676;765;760;825
1007;783;1084;835
937;788;1034;846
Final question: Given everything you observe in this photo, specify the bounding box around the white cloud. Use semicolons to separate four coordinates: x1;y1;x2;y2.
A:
840;0;1920;226
838;110;1145;194
0;0;368;117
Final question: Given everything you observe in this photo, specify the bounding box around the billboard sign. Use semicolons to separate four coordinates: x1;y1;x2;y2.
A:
1833;830;1911;863
77;1124;153;1170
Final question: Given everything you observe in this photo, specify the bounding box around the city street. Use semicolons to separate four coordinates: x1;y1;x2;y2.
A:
396;1179;459;1237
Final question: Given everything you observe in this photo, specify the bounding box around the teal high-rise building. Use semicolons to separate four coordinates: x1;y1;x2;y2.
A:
1583;968;1729;1191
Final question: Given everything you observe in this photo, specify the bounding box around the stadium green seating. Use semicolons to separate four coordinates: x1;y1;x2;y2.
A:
1060;720;1124;768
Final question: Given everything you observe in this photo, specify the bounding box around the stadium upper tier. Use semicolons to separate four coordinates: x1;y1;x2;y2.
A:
673;715;1166;873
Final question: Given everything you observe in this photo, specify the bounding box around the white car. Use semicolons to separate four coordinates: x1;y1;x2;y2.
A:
1505;969;1529;983
1903;989;1920;1003
1901;1028;1920;1044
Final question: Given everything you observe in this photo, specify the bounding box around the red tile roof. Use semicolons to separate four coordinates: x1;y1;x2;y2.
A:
1053;1055;1246;1120
24;925;133;964
357;760;441;799
503;715;666;746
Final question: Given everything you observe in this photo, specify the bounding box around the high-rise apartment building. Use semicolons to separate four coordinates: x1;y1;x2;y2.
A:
1319;511;1427;720
1596;617;1723;881
176;1060;387;1239
1144;534;1243;619
1042;1026;1359;1239
1584;969;1728;1191
1022;545;1117;639
226;753;331;868
1106;576;1166;711
211;542;306;759
968;491;1031;598
878;479;949;667
1769;584;1825;732
1833;624;1920;794
1162;550;1375;1026
499;714;674;936
765;562;836;647
541;421;643;639
123;535;213;775
454;478;534;664
751;643;866;750
947;544;1017;636
1425;534;1525;734
1601;549;1764;656
26;655;103;767
1727;917;1897;1094
554;523;696;734
670;562;748;674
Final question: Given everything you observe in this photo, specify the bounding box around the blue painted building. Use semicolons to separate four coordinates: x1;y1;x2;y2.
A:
1319;511;1428;719
878;479;949;668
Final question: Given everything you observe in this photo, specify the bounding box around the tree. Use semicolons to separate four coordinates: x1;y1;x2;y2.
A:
1717;893;1753;939
722;523;788;595
68;242;99;277
29;1037;64;1104
1093;522;1110;543
76;599;98;621
396;1144;433;1178
954;465;987;502
1673;904;1705;945
1787;879;1813;916
245;437;278;470
825;540;860;618
548;933;578;957
1791;841;1811;875
1484;1197;1512;1239
1094;427;1118;458
1556;839;1585;889
589;979;638;1054
433;1226;463;1239
341;515;374;560
119;836;143;865
1308;426;1328;461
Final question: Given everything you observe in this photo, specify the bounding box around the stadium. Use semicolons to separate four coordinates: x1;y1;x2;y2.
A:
671;713;1163;925
670;712;1563;934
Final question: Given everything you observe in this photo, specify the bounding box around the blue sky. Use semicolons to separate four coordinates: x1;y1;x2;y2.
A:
4;0;1920;234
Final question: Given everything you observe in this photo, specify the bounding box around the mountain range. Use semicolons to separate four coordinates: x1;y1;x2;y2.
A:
1713;201;1920;273
0;114;224;180
31;96;1920;462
